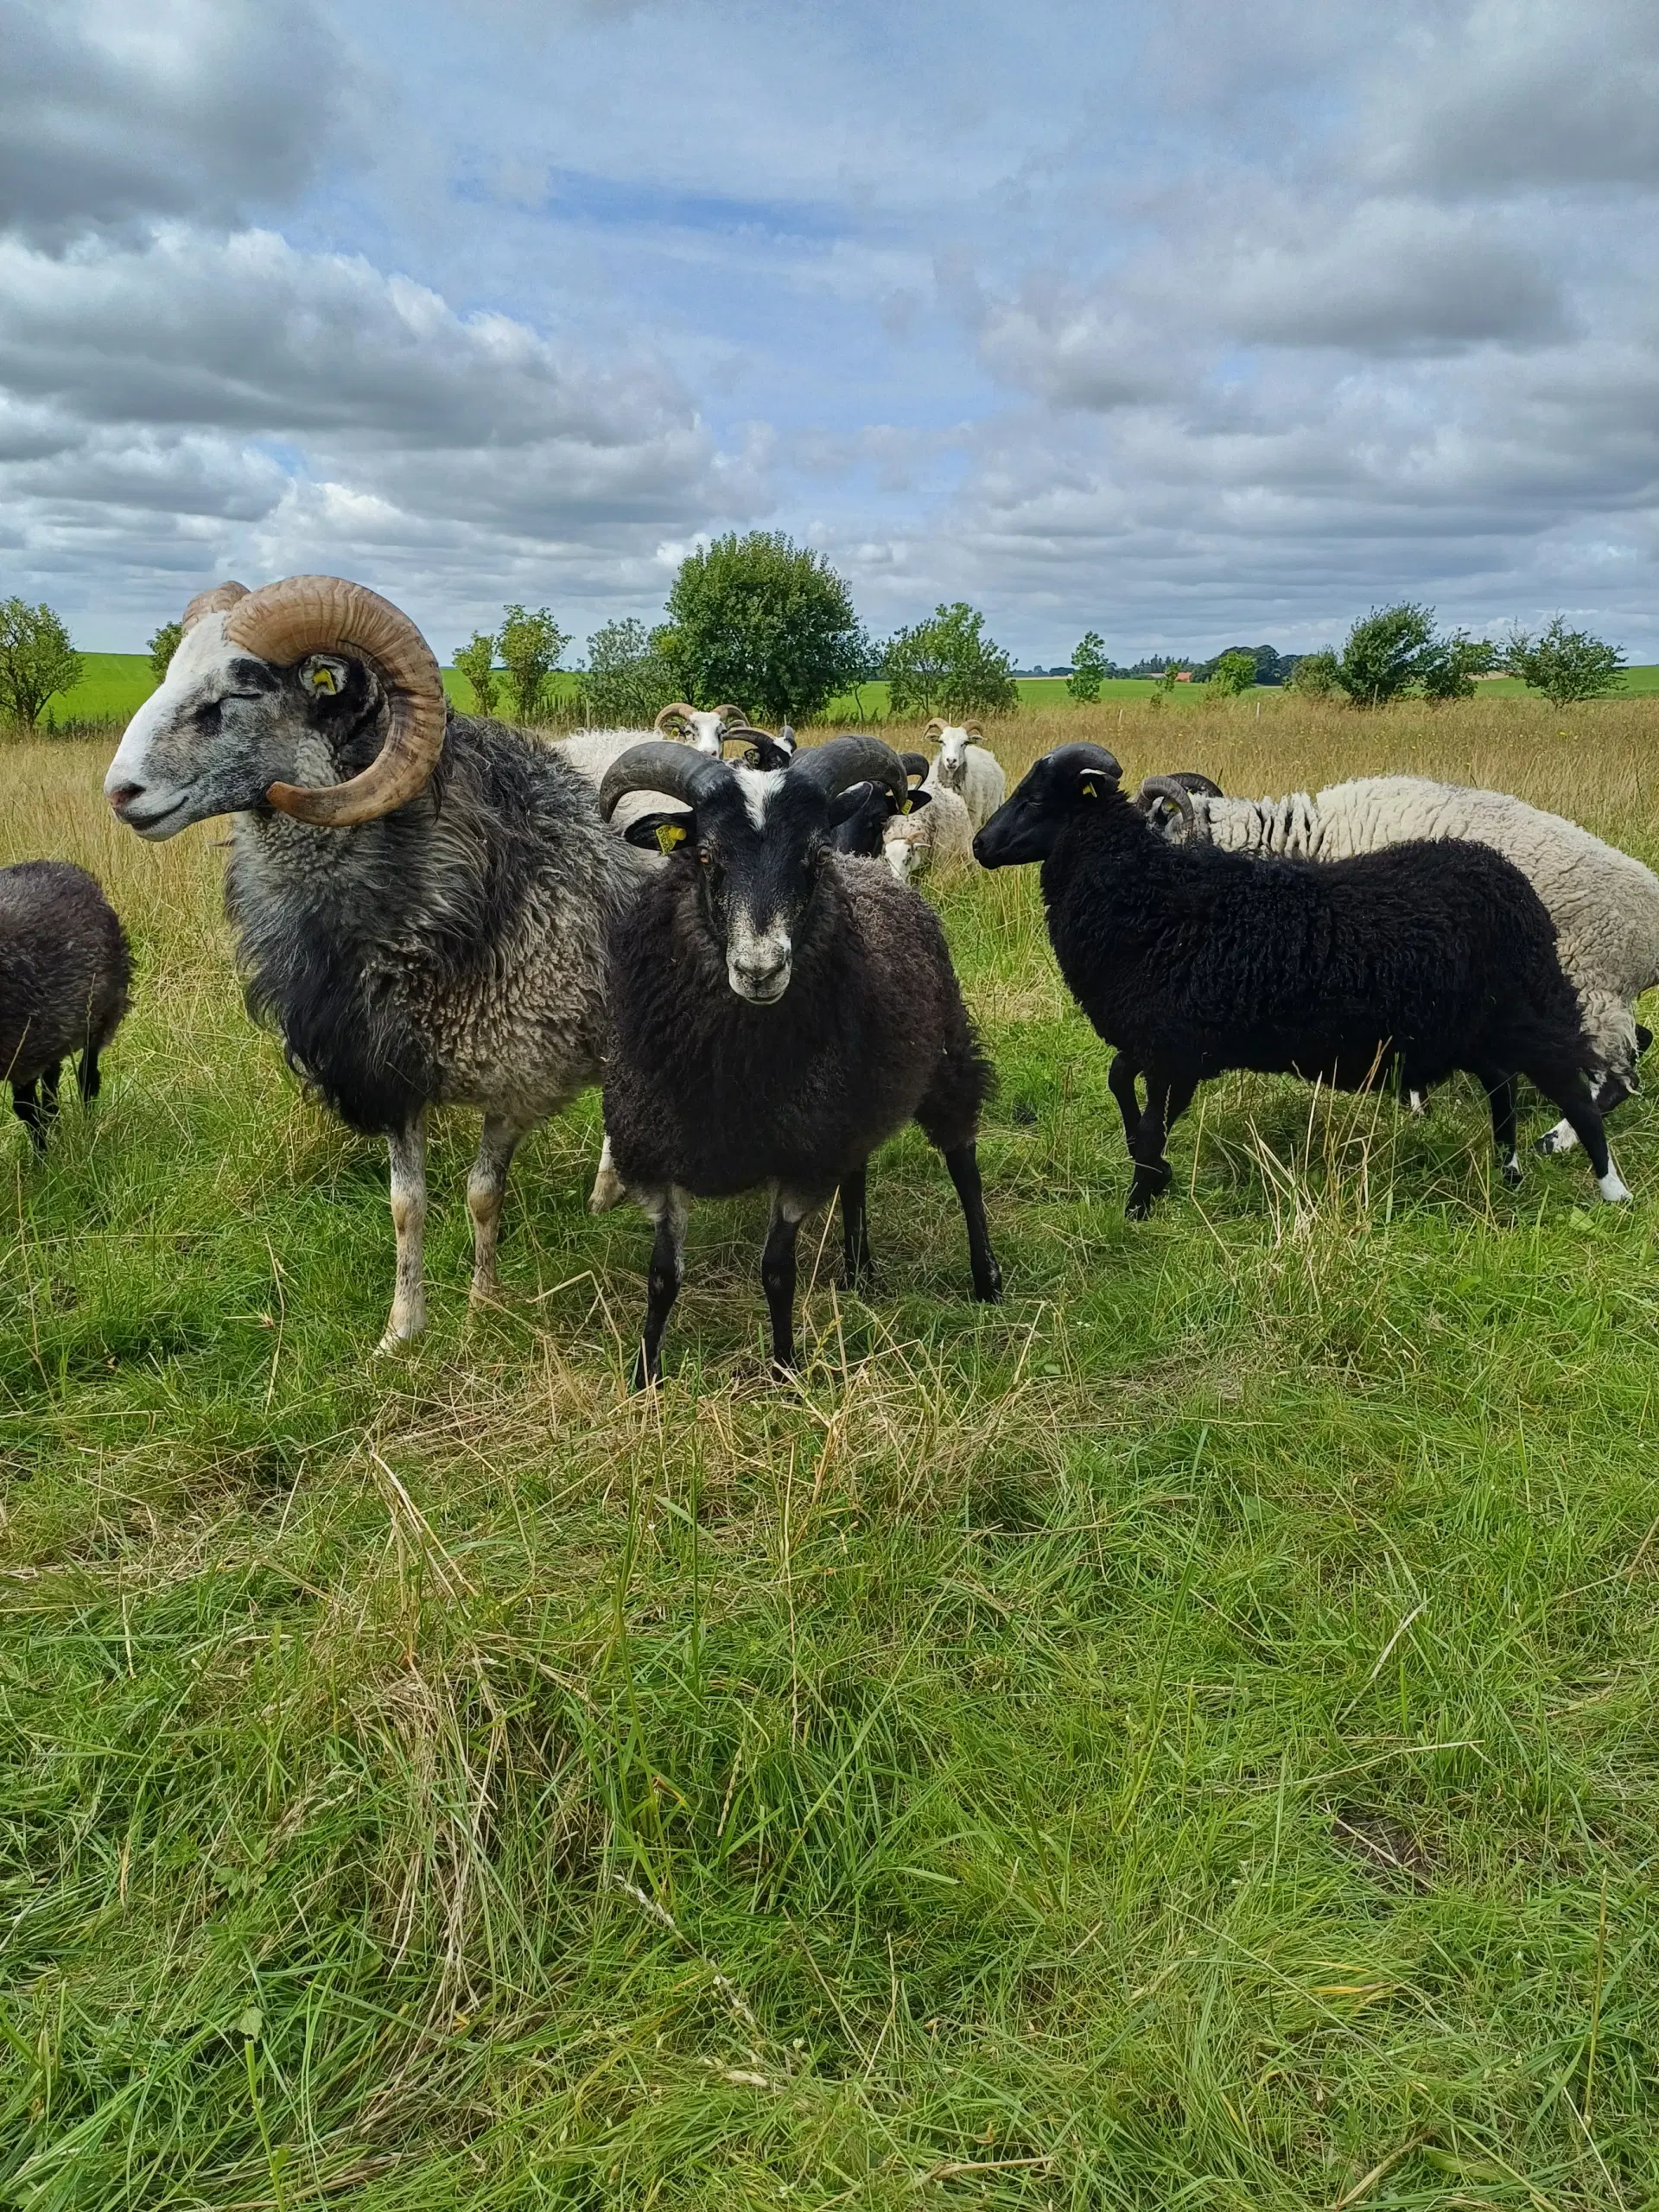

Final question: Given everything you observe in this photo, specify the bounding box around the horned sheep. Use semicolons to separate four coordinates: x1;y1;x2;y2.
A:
923;719;1007;829
105;575;651;1350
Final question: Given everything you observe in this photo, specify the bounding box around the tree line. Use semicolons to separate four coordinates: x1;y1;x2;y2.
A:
0;539;1634;729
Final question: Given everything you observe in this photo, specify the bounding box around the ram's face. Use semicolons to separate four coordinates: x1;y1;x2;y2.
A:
105;617;372;838
936;729;969;783
689;769;831;1006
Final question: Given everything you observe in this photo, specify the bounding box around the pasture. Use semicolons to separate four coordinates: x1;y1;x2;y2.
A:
5;693;1659;2209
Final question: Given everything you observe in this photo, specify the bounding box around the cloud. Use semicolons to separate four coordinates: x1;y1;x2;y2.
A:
0;0;349;247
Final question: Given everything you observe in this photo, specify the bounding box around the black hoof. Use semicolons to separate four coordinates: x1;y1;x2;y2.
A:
1502;1162;1524;1188
976;1268;1004;1305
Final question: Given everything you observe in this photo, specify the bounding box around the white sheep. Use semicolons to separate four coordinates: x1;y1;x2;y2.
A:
1149;772;1659;1150
923;719;1007;829
882;751;975;882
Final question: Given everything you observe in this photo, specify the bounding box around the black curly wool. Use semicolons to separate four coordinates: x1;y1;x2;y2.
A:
604;855;992;1198
0;861;130;1135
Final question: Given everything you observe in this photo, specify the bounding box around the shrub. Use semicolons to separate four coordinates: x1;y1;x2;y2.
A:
453;632;500;717
0;600;83;727
497;605;569;723
1419;630;1497;702
1505;618;1626;707
1286;651;1340;696
582;617;676;726
1209;650;1258;698
1336;603;1437;707
883;602;1019;720
147;620;183;685
658;532;864;724
1067;631;1111;703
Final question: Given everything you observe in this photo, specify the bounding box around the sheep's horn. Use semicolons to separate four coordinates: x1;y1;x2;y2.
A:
899;751;930;783
653;702;699;734
791;736;909;810
226;576;446;828
923;717;949;740
1172;770;1224;798
1135;774;1198;838
711;703;744;723
720;719;772;749
963;721;984;737
599;741;730;818
181;581;250;632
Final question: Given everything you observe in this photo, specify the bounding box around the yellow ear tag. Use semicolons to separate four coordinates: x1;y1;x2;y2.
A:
308;664;338;696
1081;780;1098;798
900;798;912;813
656;820;688;854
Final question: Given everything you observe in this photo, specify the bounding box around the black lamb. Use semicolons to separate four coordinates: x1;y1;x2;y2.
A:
598;736;1002;1384
0;861;130;1147
973;744;1630;1216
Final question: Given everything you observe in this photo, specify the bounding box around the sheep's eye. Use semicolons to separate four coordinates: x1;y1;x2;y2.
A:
194;700;222;732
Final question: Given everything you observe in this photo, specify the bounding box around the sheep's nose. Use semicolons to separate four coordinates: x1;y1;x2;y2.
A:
107;783;144;816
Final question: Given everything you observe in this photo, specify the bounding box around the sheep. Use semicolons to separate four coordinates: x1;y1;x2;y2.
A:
923;718;1007;829
0;861;130;1148
556;702;741;835
828;777;931;860
594;736;1003;1383
1144;771;1659;1148
974;745;1630;1217
881;757;975;884
105;574;651;1350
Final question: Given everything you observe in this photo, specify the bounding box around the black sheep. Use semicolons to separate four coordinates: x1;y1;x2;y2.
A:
0;861;130;1147
974;744;1630;1215
599;736;1001;1384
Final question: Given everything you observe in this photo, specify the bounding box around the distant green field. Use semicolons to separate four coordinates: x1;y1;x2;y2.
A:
35;655;1659;728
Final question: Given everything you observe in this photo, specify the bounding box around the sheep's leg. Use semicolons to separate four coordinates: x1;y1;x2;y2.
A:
78;1046;102;1103
761;1185;813;1376
1407;1089;1429;1118
1126;1071;1196;1219
1478;1071;1522;1185
1529;1067;1630;1202
944;1142;1002;1303
634;1185;688;1389
838;1165;874;1291
378;1111;429;1352
467;1113;529;1309
12;1078;48;1152
588;1130;626;1214
1108;1052;1142;1147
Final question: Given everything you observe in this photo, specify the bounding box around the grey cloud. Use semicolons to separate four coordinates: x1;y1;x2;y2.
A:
0;0;348;246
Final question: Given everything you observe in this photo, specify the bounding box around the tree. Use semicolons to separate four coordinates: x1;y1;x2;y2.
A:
1286;650;1340;697
1067;631;1110;702
1336;602;1437;707
658;531;864;723
1505;617;1626;707
882;601;1019;720
1209;649;1258;698
582;616;675;726
497;604;568;723
453;631;500;717
1418;630;1497;702
147;620;183;685
0;600;82;727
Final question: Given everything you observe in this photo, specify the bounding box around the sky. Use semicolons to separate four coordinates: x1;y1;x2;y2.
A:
3;0;1656;663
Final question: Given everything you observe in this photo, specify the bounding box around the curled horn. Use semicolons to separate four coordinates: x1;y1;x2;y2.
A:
923;717;949;741
1135;774;1198;839
653;702;699;735
899;751;930;783
225;576;447;829
599;741;730;819
712;703;744;724
791;735;909;810
962;720;984;737
181;581;250;632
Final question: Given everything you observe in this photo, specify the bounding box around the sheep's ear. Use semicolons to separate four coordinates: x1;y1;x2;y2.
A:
622;810;696;851
1078;777;1102;799
826;783;874;829
906;788;931;812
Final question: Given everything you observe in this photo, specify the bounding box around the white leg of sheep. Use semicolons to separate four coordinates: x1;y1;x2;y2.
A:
588;1129;626;1214
379;1110;429;1351
467;1112;531;1308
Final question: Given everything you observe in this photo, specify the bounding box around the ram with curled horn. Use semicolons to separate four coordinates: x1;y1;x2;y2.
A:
918;715;1007;829
106;572;653;1350
593;734;1002;1384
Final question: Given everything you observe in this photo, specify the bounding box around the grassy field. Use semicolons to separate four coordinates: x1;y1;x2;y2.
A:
35;655;1659;728
5;692;1659;2209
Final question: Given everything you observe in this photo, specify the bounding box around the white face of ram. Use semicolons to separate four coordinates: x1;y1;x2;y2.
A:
683;710;727;755
934;728;969;787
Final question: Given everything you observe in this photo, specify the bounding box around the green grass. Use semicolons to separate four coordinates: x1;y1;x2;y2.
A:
33;657;1659;730
6;698;1659;2208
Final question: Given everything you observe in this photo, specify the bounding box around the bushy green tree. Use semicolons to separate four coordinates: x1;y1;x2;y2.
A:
1287;650;1340;696
1067;630;1110;702
883;602;1018;720
1418;630;1497;702
582;616;676;727
497;604;568;723
1209;649;1258;697
0;600;82;727
1336;603;1437;707
657;531;863;724
147;620;183;685
452;632;500;716
1505;617;1625;707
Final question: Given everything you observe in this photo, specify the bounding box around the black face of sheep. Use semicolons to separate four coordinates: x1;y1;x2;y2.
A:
974;743;1125;869
602;738;914;1005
